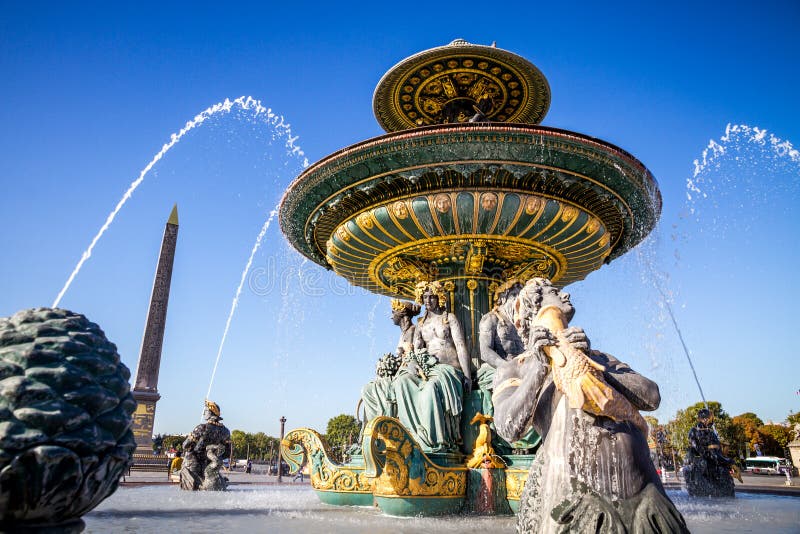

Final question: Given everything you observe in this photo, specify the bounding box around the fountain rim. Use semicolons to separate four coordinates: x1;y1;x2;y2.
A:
279;122;661;267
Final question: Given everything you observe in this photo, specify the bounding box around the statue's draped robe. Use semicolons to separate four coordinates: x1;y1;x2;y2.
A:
362;376;396;422
393;362;464;452
495;350;688;533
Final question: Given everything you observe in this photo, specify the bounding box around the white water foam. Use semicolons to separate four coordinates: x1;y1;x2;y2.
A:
687;123;799;205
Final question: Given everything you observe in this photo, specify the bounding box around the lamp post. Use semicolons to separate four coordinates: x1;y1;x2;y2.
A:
278;416;287;483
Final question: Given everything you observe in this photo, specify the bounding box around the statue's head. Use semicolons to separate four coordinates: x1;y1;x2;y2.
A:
204;399;222;421
493;278;523;308
390;299;421;324
513;277;575;342
414;281;447;311
697;408;712;424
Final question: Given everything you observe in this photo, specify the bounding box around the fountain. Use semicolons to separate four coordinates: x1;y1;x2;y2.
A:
684;408;736;498
178;400;231;491
276;39;678;522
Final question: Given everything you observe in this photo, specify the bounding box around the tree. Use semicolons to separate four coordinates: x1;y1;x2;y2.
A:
735;412;764;427
326;414;361;462
760;424;793;456
230;429;248;459
161;434;187;453
252;432;270;460
732;414;765;456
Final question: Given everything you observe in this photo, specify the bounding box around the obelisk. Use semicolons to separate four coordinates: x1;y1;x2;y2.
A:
131;204;179;454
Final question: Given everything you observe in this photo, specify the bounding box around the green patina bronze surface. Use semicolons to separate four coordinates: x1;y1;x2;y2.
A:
363;416;467;516
503;454;537;513
279;123;660;354
281;428;373;506
280;123;659;274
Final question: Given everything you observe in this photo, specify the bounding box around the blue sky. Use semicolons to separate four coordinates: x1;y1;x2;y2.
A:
1;1;798;438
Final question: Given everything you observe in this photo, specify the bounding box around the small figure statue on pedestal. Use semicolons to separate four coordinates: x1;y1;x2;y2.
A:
179;400;231;491
685;408;736;497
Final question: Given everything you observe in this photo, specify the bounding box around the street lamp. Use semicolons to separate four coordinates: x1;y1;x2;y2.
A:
278;416;287;483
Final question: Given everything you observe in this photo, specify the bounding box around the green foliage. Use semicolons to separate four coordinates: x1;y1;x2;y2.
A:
760;424;793;456
230;430;247;458
229;430;279;460
644;415;659;443
160;434;187;452
326;414;361;462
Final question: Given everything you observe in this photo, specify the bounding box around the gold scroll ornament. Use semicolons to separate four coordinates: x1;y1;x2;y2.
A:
534;305;648;436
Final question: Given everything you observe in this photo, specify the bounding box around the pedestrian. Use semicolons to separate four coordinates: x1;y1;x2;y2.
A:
245;459;252;474
168;451;183;482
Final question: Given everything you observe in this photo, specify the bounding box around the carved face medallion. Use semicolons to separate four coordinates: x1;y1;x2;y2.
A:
392;200;409;219
480;192;498;211
434;194;451;213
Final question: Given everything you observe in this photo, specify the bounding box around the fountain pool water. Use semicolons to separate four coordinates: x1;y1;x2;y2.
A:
83;485;800;533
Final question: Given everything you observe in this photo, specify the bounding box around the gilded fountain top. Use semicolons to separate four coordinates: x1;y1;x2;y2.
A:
373;39;551;132
279;41;660;307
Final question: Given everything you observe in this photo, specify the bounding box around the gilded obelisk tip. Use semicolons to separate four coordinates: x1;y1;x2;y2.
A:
168;204;179;226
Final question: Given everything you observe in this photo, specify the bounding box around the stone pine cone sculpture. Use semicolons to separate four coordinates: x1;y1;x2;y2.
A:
0;308;137;527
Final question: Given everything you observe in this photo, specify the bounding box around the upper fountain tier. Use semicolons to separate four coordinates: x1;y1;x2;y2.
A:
279;41;660;302
373;39;551;132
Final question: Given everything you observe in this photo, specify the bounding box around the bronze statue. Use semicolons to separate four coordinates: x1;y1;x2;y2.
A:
480;280;525;367
362;283;476;453
477;279;539;451
390;281;471;452
392;299;420;357
360;299;420;424
179;400;231;491
478;279;525;386
492;278;688;533
685;408;735;497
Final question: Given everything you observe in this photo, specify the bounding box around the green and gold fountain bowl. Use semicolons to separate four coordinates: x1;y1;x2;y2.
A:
279;122;660;301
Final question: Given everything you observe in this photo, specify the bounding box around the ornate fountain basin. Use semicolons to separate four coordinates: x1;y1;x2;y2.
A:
280;122;660;303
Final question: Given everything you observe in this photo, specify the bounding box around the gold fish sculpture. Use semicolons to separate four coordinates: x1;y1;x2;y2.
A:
534;305;649;436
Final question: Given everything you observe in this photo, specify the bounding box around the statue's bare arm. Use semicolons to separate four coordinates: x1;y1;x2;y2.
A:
413;321;424;351
448;312;472;393
492;354;549;442
478;313;505;368
592;351;661;411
